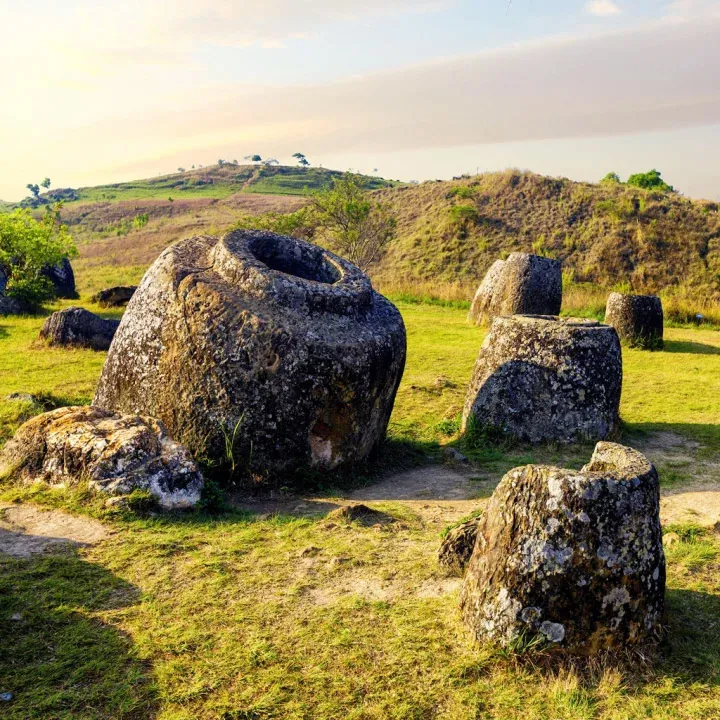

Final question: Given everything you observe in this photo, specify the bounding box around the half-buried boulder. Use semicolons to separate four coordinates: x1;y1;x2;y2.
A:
0;406;204;509
463;315;622;443
91;285;137;307
41;258;78;299
40;307;119;350
438;516;481;576
94;230;406;480
459;442;665;655
605;292;664;349
468;253;562;325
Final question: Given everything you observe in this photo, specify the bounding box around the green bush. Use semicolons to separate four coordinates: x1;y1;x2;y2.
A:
0;206;77;305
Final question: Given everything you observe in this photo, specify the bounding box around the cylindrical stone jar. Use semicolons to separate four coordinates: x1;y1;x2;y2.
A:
459;442;666;655
463;315;622;443
468;253;562;326
605;292;664;349
94;230;407;480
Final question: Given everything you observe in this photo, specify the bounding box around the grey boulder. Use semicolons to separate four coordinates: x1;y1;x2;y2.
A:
91;285;137;307
41;258;78;299
40;307;119;351
0;406;204;509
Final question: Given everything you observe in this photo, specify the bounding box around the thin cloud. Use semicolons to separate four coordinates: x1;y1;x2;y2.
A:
586;1;622;16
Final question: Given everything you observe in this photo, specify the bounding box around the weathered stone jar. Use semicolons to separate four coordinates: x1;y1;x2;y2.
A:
94;230;406;480
459;442;666;655
463;315;622;443
468;253;562;325
605;292;664;349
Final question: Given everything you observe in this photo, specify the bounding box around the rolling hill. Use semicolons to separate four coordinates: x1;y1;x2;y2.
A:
4;164;720;308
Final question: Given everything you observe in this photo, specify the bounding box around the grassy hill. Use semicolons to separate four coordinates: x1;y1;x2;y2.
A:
16;164;396;207
372;170;720;306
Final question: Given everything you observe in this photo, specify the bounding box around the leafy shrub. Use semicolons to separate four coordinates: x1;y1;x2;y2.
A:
626;169;674;193
0;206;77;305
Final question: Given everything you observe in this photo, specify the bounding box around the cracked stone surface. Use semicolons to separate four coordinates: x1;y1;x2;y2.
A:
605;292;664;349
0;406;204;509
463;315;622;443
459;442;665;655
468;253;562;325
94;230;406;480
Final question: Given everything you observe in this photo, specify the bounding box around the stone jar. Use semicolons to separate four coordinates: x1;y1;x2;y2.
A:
605;292;664;349
94;230;407;480
468;253;562;325
463;315;622;443
459;442;666;655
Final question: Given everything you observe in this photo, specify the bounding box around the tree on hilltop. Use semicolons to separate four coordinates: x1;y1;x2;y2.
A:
601;172;621;184
293;152;310;167
41;178;51;190
26;183;40;200
244;154;262;164
626;169;675;193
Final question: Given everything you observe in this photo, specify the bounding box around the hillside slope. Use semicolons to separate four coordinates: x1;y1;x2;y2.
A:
372;171;720;300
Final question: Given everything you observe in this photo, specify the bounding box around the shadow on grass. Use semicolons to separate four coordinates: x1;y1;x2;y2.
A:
662;339;720;356
660;587;720;686
0;550;157;719
621;422;720;451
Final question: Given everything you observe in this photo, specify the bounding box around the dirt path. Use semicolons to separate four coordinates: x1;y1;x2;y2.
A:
0;503;109;558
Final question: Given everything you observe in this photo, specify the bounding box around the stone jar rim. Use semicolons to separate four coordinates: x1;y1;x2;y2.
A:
212;229;373;314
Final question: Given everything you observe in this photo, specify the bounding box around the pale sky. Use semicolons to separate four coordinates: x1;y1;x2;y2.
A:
1;0;719;200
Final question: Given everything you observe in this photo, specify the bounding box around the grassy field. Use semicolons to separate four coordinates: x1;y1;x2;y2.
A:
1;297;720;719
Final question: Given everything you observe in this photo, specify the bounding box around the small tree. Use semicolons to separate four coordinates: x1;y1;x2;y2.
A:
601;171;621;184
177;167;186;173
218;159;225;167
244;154;262;164
26;183;40;199
263;158;279;166
0;205;77;305
626;169;674;192
41;177;51;190
311;174;396;270
292;152;310;167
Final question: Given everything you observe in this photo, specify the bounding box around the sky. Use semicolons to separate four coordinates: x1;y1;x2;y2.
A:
1;0;719;200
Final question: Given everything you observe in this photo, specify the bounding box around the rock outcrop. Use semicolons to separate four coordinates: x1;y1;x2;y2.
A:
438;516;481;576
94;230;406;480
0;406;204;509
463;315;622;443
468;253;562;325
605;292;664;349
459;442;665;654
40;307;120;350
91;285;137;307
41;258;78;299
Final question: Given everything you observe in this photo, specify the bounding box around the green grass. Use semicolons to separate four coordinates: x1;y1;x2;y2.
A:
1;301;720;718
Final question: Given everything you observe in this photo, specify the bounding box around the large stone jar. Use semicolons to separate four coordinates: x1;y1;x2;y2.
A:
605;292;664;349
463;315;622;443
94;230;406;479
459;442;666;655
468;253;562;325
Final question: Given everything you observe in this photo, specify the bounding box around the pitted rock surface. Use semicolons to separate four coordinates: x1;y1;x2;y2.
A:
0;406;203;509
468;253;562;325
463;315;622;443
459;442;665;654
91;285;137;307
41;258;78;299
605;292;664;349
438;516;480;576
94;230;406;480
40;307;120;351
